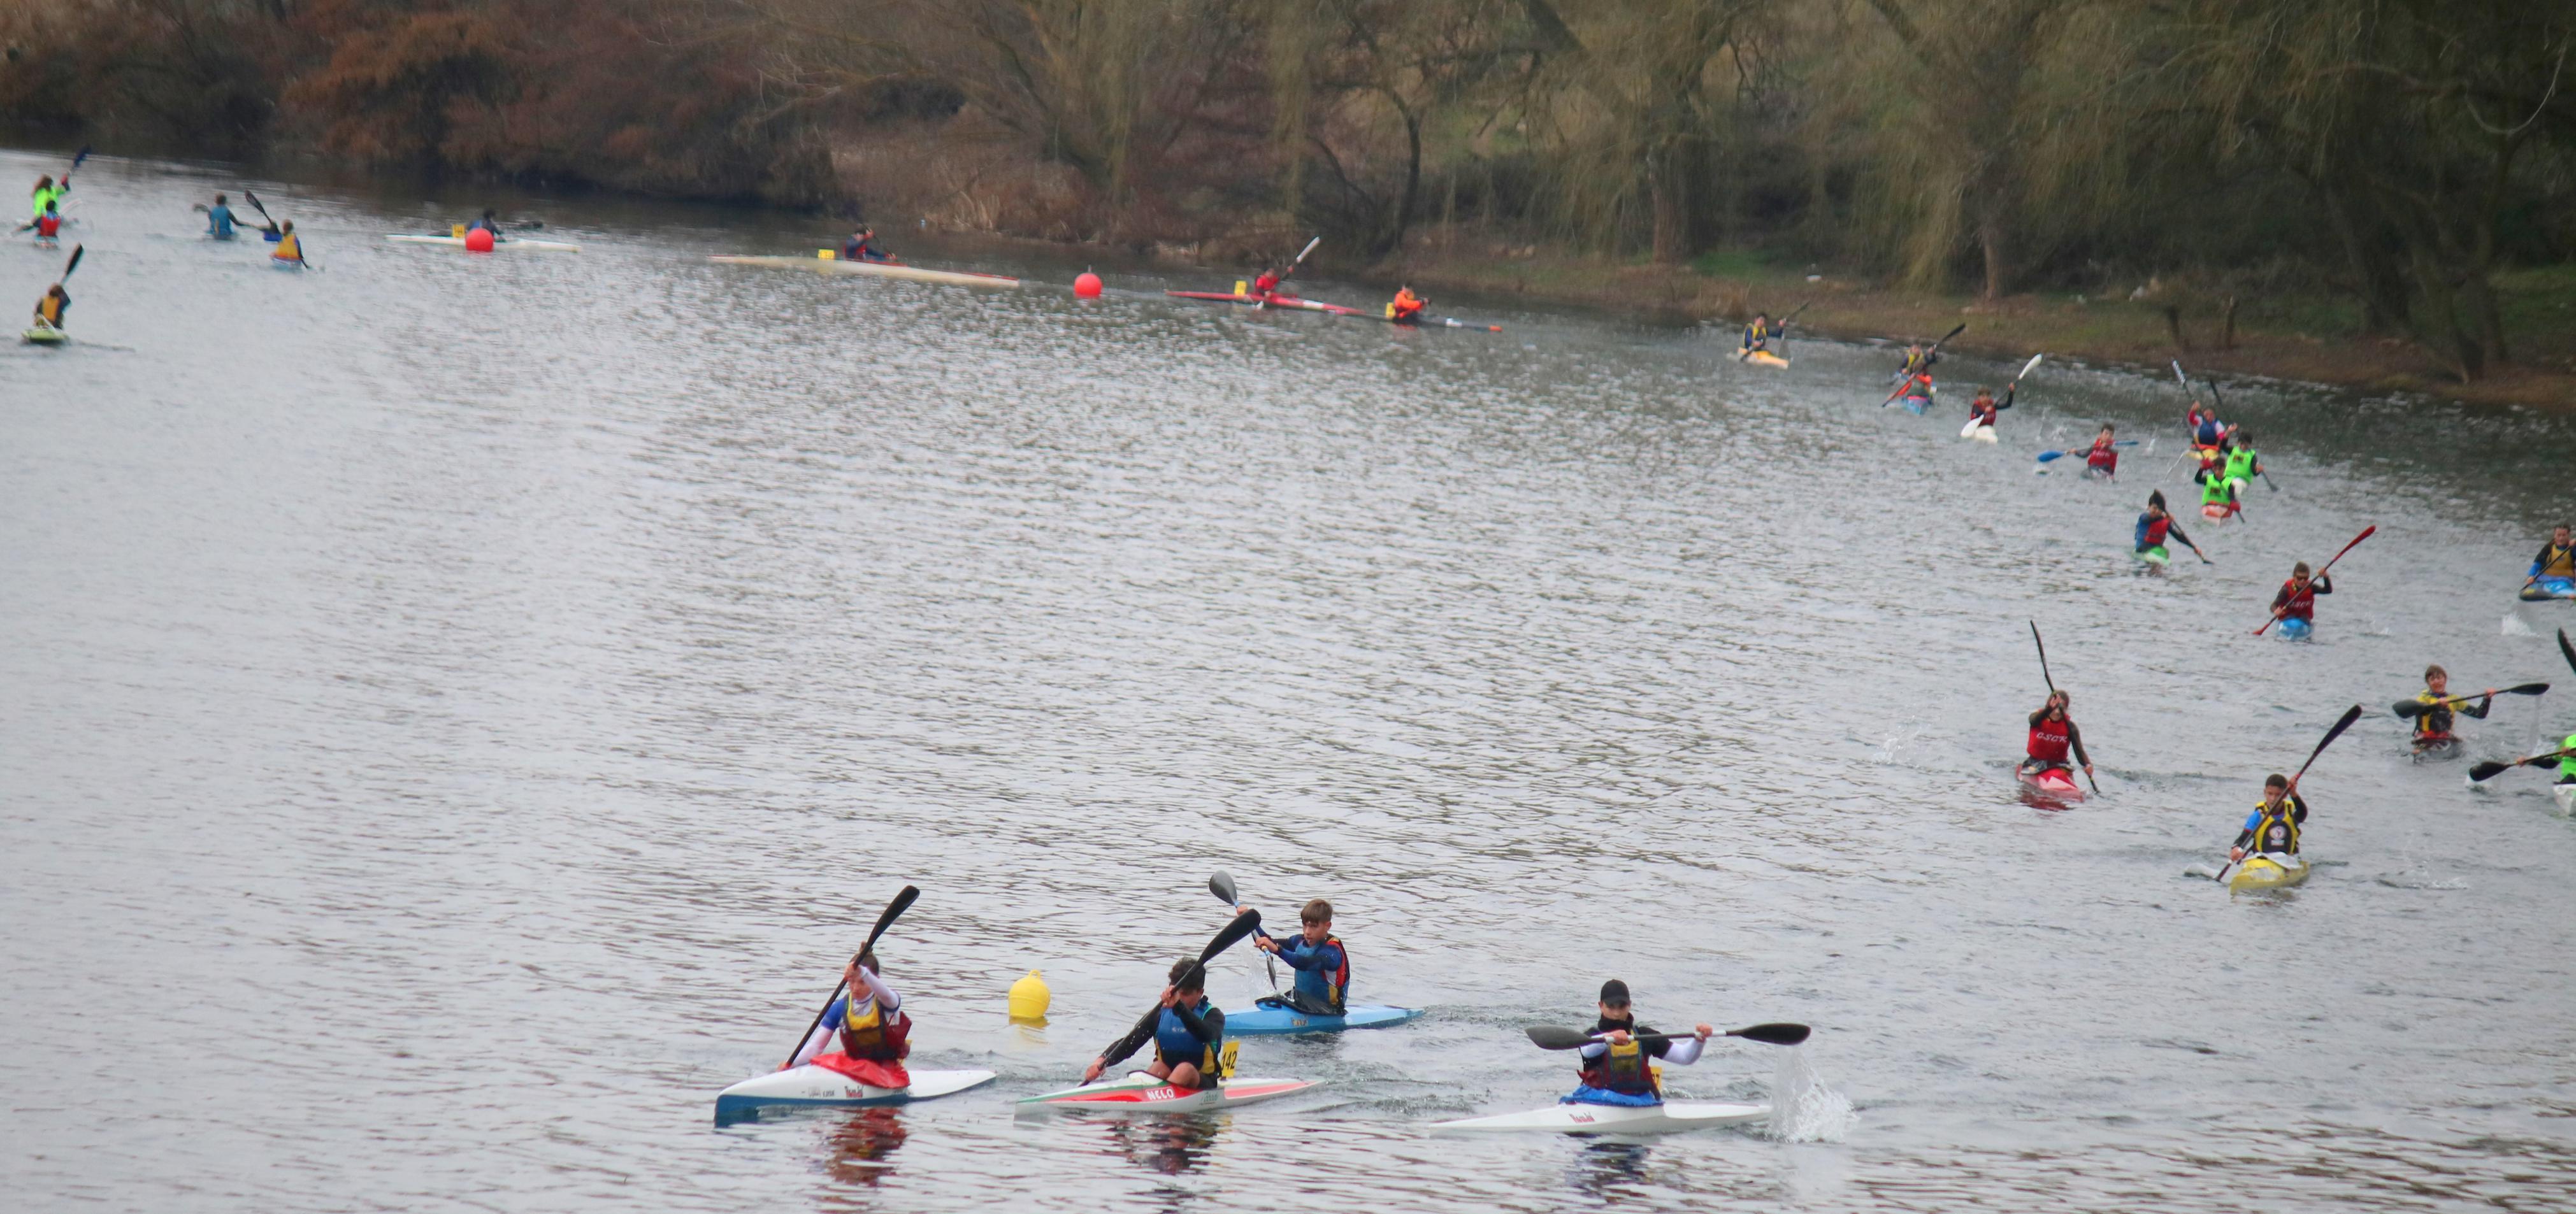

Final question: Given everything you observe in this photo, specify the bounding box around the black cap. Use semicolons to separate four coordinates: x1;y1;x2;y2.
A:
1599;979;1630;1006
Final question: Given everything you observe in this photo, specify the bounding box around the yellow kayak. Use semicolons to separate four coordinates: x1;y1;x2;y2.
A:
1741;350;1790;369
2229;855;2310;892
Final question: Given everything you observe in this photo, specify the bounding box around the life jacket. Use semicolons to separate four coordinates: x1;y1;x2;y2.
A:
36;212;61;237
2136;512;2171;550
1288;936;1349;1013
1391;291;1423;321
37;291;66;325
2192;416;2224;445
31;183;63;219
2275;577;2318;620
1153;998;1221;1078
1253;271;1281;296
2248;800;2300;855
835;996;913;1061
1902;373;1932;400
1969;397;1997;423
2200;471;2237;507
2027;715;2071;763
2559;732;2576;780
275;233;302;262
2224;446;2258;482
2536;543;2576;580
1577;1020;1662;1096
2410;691;2455;740
2085;441;2118;473
1743;321;1770;348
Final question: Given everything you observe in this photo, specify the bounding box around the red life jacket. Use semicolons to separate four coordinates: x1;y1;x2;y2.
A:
837;999;913;1062
1970;399;1997;422
2027;715;2071;763
2085;441;2118;472
1253;272;1281;295
2141;514;2171;546
2277;578;2317;620
36;214;61;237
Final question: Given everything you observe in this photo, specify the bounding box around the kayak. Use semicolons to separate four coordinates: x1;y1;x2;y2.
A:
1166;289;1369;317
710;253;1019;289
387;234;583;252
1960;417;1997;441
2277;617;2313;641
1430;1100;1769;1136
2522;577;2576;602
1968;427;1997;443
1016;1072;1317;1115
1900;393;1931;415
269;257;303;271
2201;504;2236;521
712;1065;995;1123
1221;1001;1424;1036
2229;854;2310;891
1742;350;1790;369
2018;766;2085;803
2137;545;2171;568
22;322;67;346
2411;736;2463;763
2556;782;2575;817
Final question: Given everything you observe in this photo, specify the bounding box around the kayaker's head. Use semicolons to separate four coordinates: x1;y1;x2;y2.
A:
215;193;228;205
2556;524;2571;546
846;948;882;980
2148;489;2168;513
481;209;496;221
1167;959;1208;1003
1973;387;1993;403
1753;311;1769;324
35;175;52;190
2424;665;2448;696
2263;773;2291;805
1299;898;1334;946
1597;978;1633;1025
2043;690;2069;718
2234;429;2253;446
280;219;294;233
2097;424;2115;441
2291;561;2312;583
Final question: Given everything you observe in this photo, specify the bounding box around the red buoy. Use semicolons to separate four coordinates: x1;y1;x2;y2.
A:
1073;270;1102;299
464;228;496;252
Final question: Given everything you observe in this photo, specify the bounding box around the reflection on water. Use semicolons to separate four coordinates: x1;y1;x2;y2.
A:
1101;1117;1223;1177
820;1109;910;1196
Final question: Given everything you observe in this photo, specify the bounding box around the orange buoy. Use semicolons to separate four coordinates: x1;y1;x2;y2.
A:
464;228;496;253
1073;270;1102;299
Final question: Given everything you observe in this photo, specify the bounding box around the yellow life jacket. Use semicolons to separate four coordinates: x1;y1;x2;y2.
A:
2410;690;2452;739
2249;800;2299;855
38;293;65;325
2540;543;2575;579
836;997;910;1060
275;233;302;261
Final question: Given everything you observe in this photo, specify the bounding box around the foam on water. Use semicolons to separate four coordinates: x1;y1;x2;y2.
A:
1764;1046;1854;1143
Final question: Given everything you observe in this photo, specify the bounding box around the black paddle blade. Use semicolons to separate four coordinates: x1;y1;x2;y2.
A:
2468;761;2512;782
61;244;82;281
2504;682;2551;696
2029;620;2056;692
1727;1022;1812;1046
1525;1025;1592;1050
1198;908;1261;963
2391;700;2426;718
2560;629;2574;677
1207;871;1237;906
2295;705;2365;779
860;885;921;955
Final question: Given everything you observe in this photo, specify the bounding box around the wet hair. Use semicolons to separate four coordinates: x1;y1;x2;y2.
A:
2264;774;2289;790
2050;689;2071;708
1301;899;1333;925
1169;959;1207;991
2148;489;2167;510
1599;978;1631;1007
2424;664;2446;681
2099;423;2116;434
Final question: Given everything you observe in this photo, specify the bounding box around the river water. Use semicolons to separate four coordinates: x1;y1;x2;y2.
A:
6;147;2575;1213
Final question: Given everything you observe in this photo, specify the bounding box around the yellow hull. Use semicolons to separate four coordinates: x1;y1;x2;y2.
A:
2229;855;2309;891
1741;350;1790;369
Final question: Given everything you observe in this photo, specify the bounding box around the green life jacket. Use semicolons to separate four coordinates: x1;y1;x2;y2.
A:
2224;446;2258;482
2561;732;2576;780
2200;471;2234;505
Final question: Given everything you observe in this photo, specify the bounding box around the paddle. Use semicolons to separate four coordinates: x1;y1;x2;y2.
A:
1207;871;1279;993
2565;627;2575;676
777;885;921;1070
2028;621;2099;793
57;243;82;285
2391;683;2548;717
1525;1023;1811;1050
1082;908;1263;1085
2034;439;2138;463
2254;525;2373;635
2213;704;2363;883
1255;236;1320;310
2470;746;2576;783
1881;324;1967;404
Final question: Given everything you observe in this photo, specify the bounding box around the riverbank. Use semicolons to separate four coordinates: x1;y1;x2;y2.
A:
1379;246;2576;410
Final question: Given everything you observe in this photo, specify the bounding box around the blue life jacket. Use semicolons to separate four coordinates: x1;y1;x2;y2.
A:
207;206;236;239
1281;936;1349;1013
1153;999;1220;1071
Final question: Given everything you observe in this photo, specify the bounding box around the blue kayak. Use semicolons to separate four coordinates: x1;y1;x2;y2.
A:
1901;394;1931;415
1222;1001;1425;1036
2521;576;2575;602
2277;617;2313;641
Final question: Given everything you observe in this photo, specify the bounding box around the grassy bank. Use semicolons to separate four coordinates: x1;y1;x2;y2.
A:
1380;246;2576;410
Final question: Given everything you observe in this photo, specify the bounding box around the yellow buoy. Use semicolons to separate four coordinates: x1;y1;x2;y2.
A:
1008;969;1051;1022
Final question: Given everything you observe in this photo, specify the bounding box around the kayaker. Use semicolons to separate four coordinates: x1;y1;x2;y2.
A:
2198;456;2241;520
24;200;64;245
1242;898;1348;1017
468;210;503;236
271;219;308;268
30;172;68;221
1890;367;1935;409
1741;311;1773;357
1082;959;1226;1091
2082;424;2119;479
1250;264;1286;301
2134;490;2203;563
200;194;240;240
2187;401;2226;447
786;949;912;1075
2526;524;2575;592
2406;665;2492;753
2019;690;2094;787
2222;429;2264;489
1567;979;1715;1108
32;282;70;332
1897;341;1938;378
2558;730;2576;791
2229;774;2308;864
1390;287;1426;325
842;227;891;263
1965;382;2015;433
2267;561;2333;629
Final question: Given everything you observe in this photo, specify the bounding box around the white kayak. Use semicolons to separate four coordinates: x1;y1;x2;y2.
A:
387;234;582;252
1432;1099;1770;1136
712;1064;993;1122
710;253;1021;290
1015;1072;1316;1115
2555;782;2575;818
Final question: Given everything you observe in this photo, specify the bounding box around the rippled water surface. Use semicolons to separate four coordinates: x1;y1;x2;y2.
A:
7;148;2576;1213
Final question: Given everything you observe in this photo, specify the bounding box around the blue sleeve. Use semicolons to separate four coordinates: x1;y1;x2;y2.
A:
2241;810;2263;831
821;995;848;1031
1274;939;1341;974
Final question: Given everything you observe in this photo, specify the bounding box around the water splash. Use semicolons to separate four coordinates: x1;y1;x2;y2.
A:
1764;1045;1855;1143
2503;612;2536;637
1872;722;1928;766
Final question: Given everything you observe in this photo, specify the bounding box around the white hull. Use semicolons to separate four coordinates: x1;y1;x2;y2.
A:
710;254;1020;289
1015;1072;1315;1115
387;234;582;252
2555;782;2575;817
1431;1100;1770;1136
712;1066;993;1120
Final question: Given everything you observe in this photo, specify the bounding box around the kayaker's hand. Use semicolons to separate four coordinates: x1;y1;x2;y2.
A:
1603;1029;1632;1045
2082;764;2094;777
1158;983;1179;1008
1083;1057;1105;1083
1694;1024;1715;1041
2229;847;2246;862
1252;934;1278;954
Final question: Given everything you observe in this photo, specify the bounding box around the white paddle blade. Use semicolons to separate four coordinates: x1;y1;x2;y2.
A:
2017;354;2043;380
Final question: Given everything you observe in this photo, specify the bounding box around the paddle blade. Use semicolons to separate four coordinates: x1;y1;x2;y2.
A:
60;244;82;282
2391;700;2426;718
1941;323;1967;342
2561;629;2574;677
860;885;921;955
1726;1022;1812;1046
2017;354;2043;380
2505;682;2551;696
2293;704;2365;780
1525;1025;1594;1051
2171;359;2187;388
2468;761;2512;782
1207;871;1237;906
2034;450;2065;462
1199;909;1261;962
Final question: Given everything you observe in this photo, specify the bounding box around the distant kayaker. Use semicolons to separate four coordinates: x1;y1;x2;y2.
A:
199;194;240;240
1965;382;2016;433
2082;424;2119;479
2268;561;2333;628
2406;665;2491;754
2134;490;2203;563
842;227;891;263
1889;367;1934;409
30;172;68;221
1250;264;1287;301
32;282;70;332
1568;980;1715;1108
271;219;308;267
2229;774;2308;864
1083;959;1226;1091
1897;341;1939;378
1241;898;1348;1017
786;949;912;1076
2187;401;2226;447
2526;524;2574;592
2019;690;2093;788
2222;429;2263;489
1741;311;1773;357
468;210;503;236
23;199;64;245
1390;286;1426;325
2198;456;2241;519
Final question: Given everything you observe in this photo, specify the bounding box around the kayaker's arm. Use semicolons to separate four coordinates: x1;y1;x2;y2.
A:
1270;939;1341;973
1168;1001;1223;1043
1093;1007;1163;1071
2064;722;2092;769
1997;386;2015;410
2310;575;2333;595
2288;794;2309;825
2459;695;2493;720
2164;521;2194;550
853;964;901;1013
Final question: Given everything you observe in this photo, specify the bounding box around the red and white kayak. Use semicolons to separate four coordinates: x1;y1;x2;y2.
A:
1015;1072;1318;1115
2018;766;2085;803
713;1059;994;1122
1165;289;1369;317
1431;1099;1769;1136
